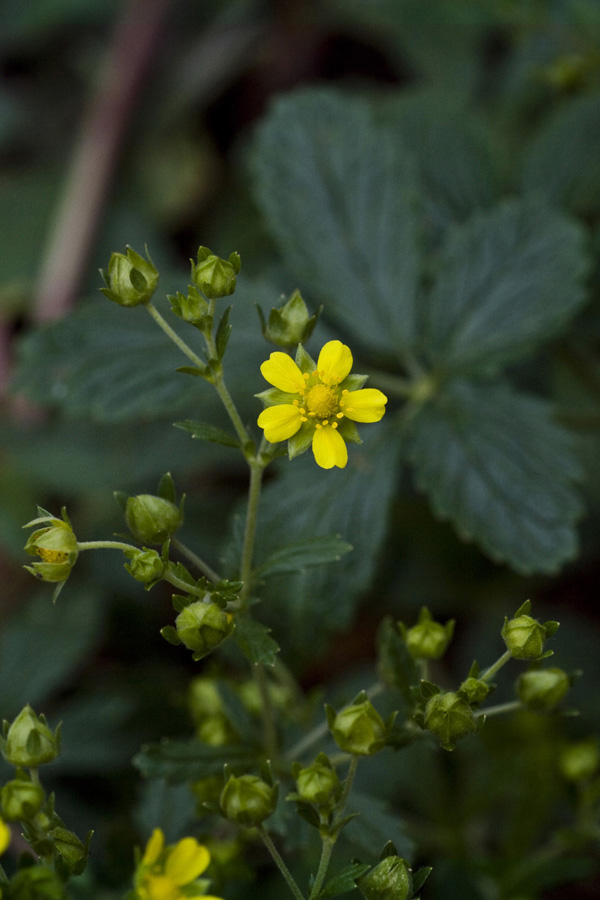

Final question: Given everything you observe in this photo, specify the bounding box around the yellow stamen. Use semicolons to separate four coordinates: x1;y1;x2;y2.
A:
37;548;68;564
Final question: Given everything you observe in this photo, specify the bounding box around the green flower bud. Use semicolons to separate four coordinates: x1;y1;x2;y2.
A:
295;757;340;807
99;245;159;307
559;738;600;781
197;714;237;747
9;866;66;900
403;608;455;660
459;677;491;706
24;512;78;584
257;290;320;348
123;548;165;584
516;668;570;711
189;677;224;719
358;856;412;900
175;601;235;658
220;774;277;826
329;699;386;756
502;614;552;660
168;285;209;326
191;246;240;299
423;691;477;751
2;706;60;768
125;494;183;545
1;777;45;821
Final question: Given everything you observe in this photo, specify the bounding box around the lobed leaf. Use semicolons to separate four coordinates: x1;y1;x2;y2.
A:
253;88;422;355
174;419;240;448
423;198;589;374
319;862;371;899
406;379;583;574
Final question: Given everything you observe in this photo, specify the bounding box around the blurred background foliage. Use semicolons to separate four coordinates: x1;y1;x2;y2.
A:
2;1;600;898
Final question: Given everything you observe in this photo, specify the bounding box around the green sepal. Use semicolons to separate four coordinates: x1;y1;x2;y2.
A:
420;680;440;699
514;599;532;617
290;800;321;829
171;594;193;613
411;867;433;893
340;373;369;392
543;620;560;638
160;626;181;645
536;649;555;661
379;841;398;861
113;491;128;513
295;343;316;374
337;418;362;445
255;387;298;406
215;306;232;360
467;660;480;678
288;422;314;459
328;813;360;840
157;472;177;503
174;419;240;448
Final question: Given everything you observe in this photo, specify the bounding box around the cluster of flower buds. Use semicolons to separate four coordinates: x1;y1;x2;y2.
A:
0;707;92;880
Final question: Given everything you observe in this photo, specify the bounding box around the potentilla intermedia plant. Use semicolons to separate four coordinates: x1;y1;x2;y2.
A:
8;238;599;900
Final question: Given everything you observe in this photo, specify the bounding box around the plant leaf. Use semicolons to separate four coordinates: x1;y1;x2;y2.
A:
423;198;589;374
234;616;280;667
319;862;371;899
406;379;583;574
522;92;600;215
345;791;415;859
133;740;257;783
255;536;353;577
253;88;421;354
174;419;240;448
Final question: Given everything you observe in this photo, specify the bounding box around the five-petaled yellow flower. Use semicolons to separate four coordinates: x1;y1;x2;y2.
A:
133;828;223;900
256;340;387;469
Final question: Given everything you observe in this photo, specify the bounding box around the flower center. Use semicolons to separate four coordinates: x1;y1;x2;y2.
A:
37;548;68;564
306;384;339;419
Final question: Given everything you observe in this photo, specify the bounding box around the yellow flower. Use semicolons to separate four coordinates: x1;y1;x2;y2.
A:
0;818;11;856
134;828;224;900
256;340;387;469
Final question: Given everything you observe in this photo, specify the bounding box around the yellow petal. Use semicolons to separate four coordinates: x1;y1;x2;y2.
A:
317;341;353;384
0;819;11;856
312;426;348;469
142;828;164;866
165;838;210;885
140;874;178;900
343;389;388;423
258;405;303;443
260;352;305;393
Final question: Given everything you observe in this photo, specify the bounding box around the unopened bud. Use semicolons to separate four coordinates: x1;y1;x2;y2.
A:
403;608;455;660
1;776;45;821
174;601;234;658
125;494;183;545
123;548;165;584
100;246;159;307
191;247;240;299
423;691;478;751
516;668;570;711
257;290;320;347
295;756;340;807
329;697;386;756
220;774;277;826
2;706;60;768
359;856;412;900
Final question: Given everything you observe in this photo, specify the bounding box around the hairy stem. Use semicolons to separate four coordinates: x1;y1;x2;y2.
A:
144;301;207;369
257;826;306;900
172;537;220;583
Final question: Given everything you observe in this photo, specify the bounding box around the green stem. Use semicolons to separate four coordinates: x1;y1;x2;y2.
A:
475;700;523;719
257;825;306;900
239;454;266;601
337;754;359;818
480;649;512;683
76;540;138;552
172;537;220;583
310;837;335;900
144;300;207;369
163;571;207;598
203;298;251;447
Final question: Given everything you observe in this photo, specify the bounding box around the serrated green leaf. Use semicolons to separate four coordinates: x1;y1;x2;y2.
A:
522;92;600;215
234;616;280;666
253;88;421;354
133;740;257;783
424;198;589;374
407;379;583;574
174;419;240;448
255;536;353;577
319;862;371;899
